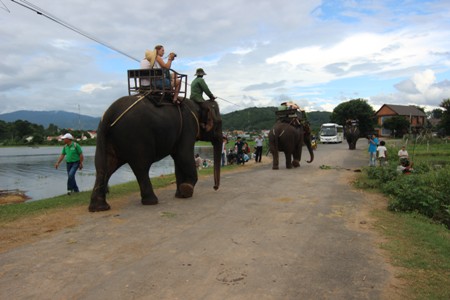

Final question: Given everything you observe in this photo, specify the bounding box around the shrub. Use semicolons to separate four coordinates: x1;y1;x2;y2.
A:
385;166;450;228
366;164;399;183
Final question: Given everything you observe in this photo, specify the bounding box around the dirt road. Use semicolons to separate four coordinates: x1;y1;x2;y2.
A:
0;140;398;299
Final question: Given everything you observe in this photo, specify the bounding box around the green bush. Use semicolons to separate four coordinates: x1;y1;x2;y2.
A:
366;164;399;183
385;166;450;228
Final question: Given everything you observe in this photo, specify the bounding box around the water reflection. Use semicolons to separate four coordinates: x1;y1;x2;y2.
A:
0;146;213;201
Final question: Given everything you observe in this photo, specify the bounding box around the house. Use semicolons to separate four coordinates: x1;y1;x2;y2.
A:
375;104;427;137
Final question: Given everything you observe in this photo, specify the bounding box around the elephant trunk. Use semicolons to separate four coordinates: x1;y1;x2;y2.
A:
212;138;221;190
305;134;314;163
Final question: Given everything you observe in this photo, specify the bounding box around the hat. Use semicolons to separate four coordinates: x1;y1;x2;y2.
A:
62;133;73;140
144;49;157;67
195;68;206;76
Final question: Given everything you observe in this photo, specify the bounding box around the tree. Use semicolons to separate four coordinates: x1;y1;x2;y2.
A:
439;98;450;135
330;99;376;136
430;108;443;119
382;116;410;137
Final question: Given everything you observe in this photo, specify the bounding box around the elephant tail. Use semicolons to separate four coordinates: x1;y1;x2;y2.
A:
94;114;111;181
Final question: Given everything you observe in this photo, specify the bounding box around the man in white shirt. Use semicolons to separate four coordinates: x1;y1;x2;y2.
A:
398;145;409;161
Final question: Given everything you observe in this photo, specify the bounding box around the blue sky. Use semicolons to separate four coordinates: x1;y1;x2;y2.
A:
1;0;449;116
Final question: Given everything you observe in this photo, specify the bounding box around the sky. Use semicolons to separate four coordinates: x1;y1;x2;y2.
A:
1;0;450;117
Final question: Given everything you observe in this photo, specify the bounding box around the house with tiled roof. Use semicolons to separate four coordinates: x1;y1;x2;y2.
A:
375;104;427;137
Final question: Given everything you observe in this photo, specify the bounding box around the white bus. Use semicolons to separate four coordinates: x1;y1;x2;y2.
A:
320;123;344;143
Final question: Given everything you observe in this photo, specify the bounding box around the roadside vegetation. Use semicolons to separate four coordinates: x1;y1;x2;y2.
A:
354;138;450;299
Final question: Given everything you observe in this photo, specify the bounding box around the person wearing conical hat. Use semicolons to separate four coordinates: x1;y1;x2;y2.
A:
190;68;216;129
190;68;215;103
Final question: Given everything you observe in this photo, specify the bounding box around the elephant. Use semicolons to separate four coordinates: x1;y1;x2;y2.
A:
268;120;314;169
344;119;360;150
89;94;222;212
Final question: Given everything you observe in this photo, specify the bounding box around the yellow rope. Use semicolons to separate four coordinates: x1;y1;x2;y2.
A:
110;92;149;127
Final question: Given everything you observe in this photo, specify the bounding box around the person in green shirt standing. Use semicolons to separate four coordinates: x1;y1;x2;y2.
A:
55;133;84;195
190;68;216;127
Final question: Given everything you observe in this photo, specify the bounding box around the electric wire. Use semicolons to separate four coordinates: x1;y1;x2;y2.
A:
10;0;140;62
9;0;243;108
1;0;10;12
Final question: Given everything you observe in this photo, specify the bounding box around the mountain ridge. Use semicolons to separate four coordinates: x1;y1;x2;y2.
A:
0;110;101;130
0;108;332;132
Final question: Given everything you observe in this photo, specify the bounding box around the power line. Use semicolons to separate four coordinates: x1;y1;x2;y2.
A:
10;0;139;62
10;0;243;108
1;0;10;12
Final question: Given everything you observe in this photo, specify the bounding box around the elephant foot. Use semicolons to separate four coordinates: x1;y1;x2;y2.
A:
142;197;159;205
175;183;194;198
88;201;111;212
272;165;279;170
286;165;293;169
292;160;300;168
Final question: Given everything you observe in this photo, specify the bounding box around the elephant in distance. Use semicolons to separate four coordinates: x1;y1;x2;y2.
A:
345;119;360;150
269;121;314;170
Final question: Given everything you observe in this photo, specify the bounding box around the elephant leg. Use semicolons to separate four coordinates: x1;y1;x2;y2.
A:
284;152;293;169
172;153;198;198
90;174;112;212
271;150;279;170
129;162;158;205
292;146;301;168
89;156;123;212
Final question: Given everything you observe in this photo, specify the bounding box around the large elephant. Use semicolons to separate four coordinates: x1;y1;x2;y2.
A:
269;121;314;169
89;95;222;212
344;119;360;150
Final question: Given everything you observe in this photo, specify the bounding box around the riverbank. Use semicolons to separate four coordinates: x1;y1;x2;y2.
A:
0;189;30;205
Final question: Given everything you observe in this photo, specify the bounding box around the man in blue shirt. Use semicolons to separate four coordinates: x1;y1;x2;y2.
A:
368;134;379;167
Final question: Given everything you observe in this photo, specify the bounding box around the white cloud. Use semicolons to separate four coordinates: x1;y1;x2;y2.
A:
79;83;111;94
0;0;449;117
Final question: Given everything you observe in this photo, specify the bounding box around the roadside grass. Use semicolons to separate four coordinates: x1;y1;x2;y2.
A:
372;209;450;300
355;139;450;299
0;164;238;224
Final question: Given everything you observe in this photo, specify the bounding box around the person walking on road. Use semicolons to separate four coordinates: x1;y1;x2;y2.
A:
55;133;84;195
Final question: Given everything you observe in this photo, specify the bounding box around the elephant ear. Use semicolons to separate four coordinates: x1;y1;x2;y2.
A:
204;101;221;132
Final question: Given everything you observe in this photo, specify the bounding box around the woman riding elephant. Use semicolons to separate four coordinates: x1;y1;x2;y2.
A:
89;94;222;212
269;120;314;170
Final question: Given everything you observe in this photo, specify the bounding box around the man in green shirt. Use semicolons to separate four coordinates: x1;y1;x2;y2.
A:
190;68;215;103
55;133;84;195
190;68;216;128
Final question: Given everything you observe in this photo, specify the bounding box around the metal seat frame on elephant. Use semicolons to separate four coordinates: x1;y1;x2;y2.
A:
127;68;187;104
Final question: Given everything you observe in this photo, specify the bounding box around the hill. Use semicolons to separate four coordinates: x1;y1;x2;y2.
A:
0;108;331;133
0;110;101;130
221;107;331;132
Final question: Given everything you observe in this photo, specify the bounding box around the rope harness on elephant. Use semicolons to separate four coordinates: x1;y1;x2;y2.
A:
108;92;200;141
109;91;151;127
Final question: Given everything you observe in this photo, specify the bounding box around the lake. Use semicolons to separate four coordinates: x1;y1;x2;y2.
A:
0;146;213;202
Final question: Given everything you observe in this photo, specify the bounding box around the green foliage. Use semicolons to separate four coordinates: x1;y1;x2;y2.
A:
366;164;399;183
439;98;450;135
221;106;331;132
363;141;450;228
384;167;450;227
382;116;410;137
330;98;376;136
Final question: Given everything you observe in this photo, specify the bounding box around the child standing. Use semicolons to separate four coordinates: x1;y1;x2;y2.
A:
376;140;388;166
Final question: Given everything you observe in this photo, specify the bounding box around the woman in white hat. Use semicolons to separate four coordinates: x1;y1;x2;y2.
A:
141;45;181;103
